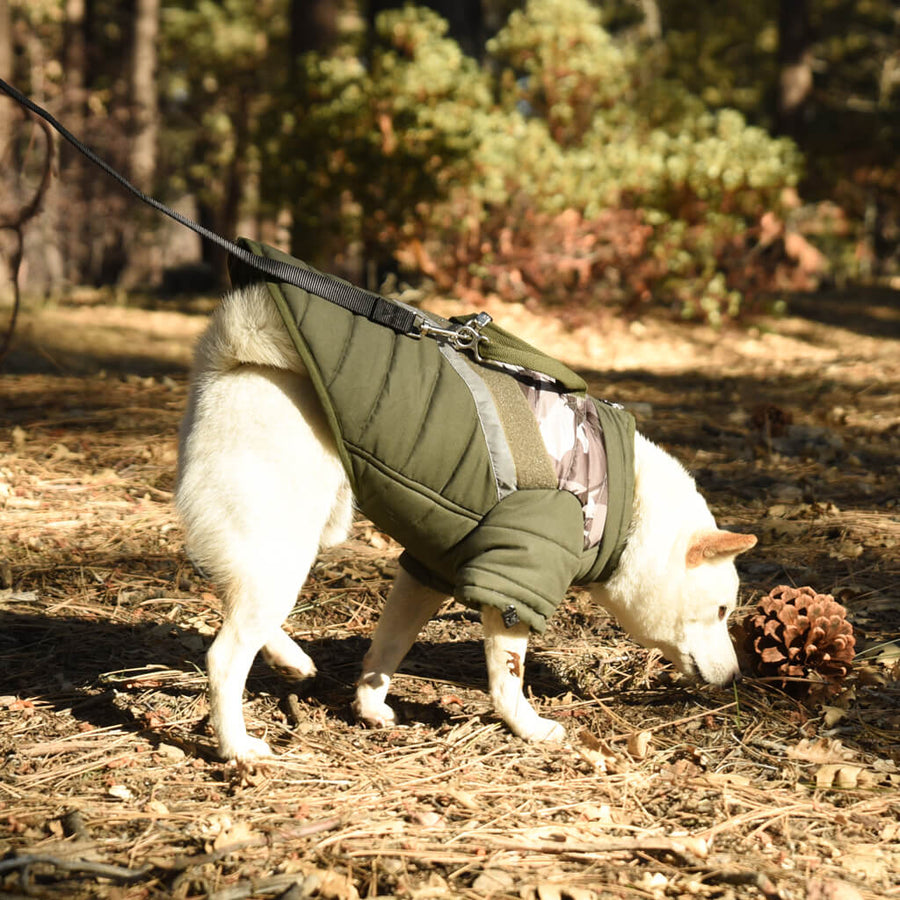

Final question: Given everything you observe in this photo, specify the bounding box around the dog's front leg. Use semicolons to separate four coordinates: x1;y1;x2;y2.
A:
353;568;447;728
482;606;565;742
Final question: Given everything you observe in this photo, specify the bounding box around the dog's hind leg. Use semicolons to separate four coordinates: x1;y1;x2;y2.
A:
179;366;348;761
207;547;318;762
482;606;565;742
259;486;352;682
353;568;447;728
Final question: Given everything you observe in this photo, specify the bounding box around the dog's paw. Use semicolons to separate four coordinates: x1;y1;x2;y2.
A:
351;697;397;729
261;642;317;682
523;717;566;743
220;735;273;762
269;661;317;683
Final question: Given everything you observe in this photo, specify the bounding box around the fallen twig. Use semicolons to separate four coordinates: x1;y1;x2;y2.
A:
0;853;151;883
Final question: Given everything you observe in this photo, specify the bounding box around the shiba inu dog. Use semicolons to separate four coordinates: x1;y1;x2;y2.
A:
176;282;756;762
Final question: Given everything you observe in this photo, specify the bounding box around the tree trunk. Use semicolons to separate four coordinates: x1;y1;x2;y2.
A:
118;0;161;288
0;0;12;158
638;0;662;41
290;0;337;61
288;0;339;267
61;0;88;285
131;0;159;192
64;0;87;112
0;0;13;295
777;0;813;138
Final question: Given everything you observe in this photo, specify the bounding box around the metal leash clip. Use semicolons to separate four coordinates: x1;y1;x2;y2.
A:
416;311;492;361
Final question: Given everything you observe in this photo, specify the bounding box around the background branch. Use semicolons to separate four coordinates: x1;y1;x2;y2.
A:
0;111;54;366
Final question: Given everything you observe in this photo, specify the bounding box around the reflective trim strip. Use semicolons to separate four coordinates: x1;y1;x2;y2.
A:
439;344;517;500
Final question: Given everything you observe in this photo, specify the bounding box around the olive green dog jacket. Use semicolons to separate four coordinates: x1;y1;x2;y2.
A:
229;241;634;633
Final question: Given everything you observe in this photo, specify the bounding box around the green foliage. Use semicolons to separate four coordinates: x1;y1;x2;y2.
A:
659;0;900;286
488;0;629;146
262;6;491;264
660;0;778;122
160;0;289;208
268;0;807;322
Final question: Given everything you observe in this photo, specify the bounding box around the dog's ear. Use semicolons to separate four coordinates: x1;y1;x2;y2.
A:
686;530;757;568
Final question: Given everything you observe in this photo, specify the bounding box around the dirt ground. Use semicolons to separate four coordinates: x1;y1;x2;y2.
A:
1;286;898;900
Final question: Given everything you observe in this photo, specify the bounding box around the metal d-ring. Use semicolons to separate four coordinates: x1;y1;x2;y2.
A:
416;312;492;361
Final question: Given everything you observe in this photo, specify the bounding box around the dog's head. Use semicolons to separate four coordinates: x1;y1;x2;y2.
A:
590;434;757;685
655;529;757;684
594;528;756;685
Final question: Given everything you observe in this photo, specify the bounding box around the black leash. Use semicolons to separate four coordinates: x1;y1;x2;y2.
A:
0;76;430;336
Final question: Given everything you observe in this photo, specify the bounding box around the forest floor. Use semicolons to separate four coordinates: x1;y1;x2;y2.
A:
1;285;898;900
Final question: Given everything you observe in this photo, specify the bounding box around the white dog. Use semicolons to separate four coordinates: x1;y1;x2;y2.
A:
176;283;756;761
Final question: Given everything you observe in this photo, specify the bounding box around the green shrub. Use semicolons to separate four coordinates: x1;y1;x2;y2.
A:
266;0;806;324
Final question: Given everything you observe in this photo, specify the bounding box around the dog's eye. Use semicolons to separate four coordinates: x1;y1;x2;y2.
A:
718;606;727;621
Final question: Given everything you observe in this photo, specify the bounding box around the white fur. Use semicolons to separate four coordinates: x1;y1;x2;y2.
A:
176;284;753;761
589;434;743;686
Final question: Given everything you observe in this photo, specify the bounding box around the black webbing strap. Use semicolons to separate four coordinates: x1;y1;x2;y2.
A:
0;76;420;335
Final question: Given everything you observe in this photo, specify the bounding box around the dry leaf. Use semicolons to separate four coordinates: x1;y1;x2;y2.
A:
788;737;854;764
576;728;618;773
639;872;668;891
626;730;652;759
212;819;256;852
445;787;478;810
815;764;872;790
874;641;900;664
670;835;709;859
565;888;596;900
700;772;752;787
829;541;864;560
807;878;864;900
577;802;613;823
838;844;891;881
536;884;563;900
409;809;443;828
318;869;361;900
156;742;186;761
856;665;887;686
107;784;134;801
472;870;514;894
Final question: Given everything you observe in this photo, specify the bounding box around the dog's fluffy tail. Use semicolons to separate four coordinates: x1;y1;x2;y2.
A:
195;283;306;375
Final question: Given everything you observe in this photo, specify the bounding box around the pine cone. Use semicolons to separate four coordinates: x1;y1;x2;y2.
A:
744;585;855;696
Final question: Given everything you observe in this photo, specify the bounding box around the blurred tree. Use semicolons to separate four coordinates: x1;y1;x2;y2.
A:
368;0;485;58
265;4;491;276
118;0;160;288
660;0;899;278
290;0;338;58
130;0;159;192
269;0;803;323
2;0;895;297
160;0;291;283
64;0;87;118
0;0;12;155
60;0;88;285
657;0;777;124
0;0;13;293
776;0;813;138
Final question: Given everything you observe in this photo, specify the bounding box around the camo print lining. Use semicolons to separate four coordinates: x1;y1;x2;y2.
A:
514;371;610;550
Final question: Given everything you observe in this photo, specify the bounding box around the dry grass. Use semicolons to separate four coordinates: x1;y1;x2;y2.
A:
1;289;899;899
